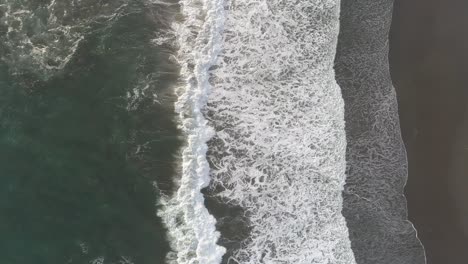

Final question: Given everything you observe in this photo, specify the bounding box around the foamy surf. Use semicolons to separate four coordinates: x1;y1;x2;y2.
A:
156;0;226;263
204;0;356;263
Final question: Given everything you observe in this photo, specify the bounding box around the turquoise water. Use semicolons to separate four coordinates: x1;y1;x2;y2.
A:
0;1;180;263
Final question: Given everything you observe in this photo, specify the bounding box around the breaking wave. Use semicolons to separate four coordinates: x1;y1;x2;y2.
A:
156;0;226;263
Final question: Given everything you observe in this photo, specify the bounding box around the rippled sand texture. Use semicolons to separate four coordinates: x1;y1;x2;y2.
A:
205;1;356;263
334;0;426;263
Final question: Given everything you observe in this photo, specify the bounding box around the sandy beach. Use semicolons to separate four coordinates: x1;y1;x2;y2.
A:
390;0;468;263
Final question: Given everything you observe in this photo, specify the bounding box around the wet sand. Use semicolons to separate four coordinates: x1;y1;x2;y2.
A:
389;0;468;263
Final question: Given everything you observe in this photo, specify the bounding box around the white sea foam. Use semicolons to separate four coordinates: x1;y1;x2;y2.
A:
156;0;226;263
204;0;356;263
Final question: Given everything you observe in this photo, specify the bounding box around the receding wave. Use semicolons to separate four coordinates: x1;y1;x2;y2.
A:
204;0;356;263
334;0;427;263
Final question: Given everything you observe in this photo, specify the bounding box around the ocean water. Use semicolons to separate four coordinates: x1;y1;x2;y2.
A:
0;1;180;263
1;0;428;264
154;0;356;263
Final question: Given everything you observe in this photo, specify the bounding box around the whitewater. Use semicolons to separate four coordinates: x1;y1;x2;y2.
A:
158;0;356;263
157;0;226;263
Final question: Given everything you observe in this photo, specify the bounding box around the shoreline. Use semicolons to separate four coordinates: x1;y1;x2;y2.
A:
390;0;468;262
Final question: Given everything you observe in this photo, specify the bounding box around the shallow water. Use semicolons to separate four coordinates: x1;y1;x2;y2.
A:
334;0;426;263
203;1;355;263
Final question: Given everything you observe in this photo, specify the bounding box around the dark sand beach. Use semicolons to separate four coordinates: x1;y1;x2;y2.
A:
390;0;468;263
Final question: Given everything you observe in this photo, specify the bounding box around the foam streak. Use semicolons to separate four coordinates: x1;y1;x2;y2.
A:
157;0;226;263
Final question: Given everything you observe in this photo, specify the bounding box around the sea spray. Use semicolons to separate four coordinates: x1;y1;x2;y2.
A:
156;0;226;263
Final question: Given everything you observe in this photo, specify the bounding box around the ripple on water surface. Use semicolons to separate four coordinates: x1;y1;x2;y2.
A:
0;1;181;263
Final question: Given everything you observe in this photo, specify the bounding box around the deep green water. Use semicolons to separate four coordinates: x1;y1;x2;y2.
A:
0;1;180;263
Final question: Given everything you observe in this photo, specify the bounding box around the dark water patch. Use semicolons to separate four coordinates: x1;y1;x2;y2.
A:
390;0;468;263
202;185;251;264
0;1;180;263
203;125;252;264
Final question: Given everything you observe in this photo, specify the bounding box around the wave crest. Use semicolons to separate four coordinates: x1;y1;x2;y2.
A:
156;0;226;263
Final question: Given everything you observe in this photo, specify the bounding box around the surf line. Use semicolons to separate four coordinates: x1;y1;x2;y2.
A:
157;0;226;263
